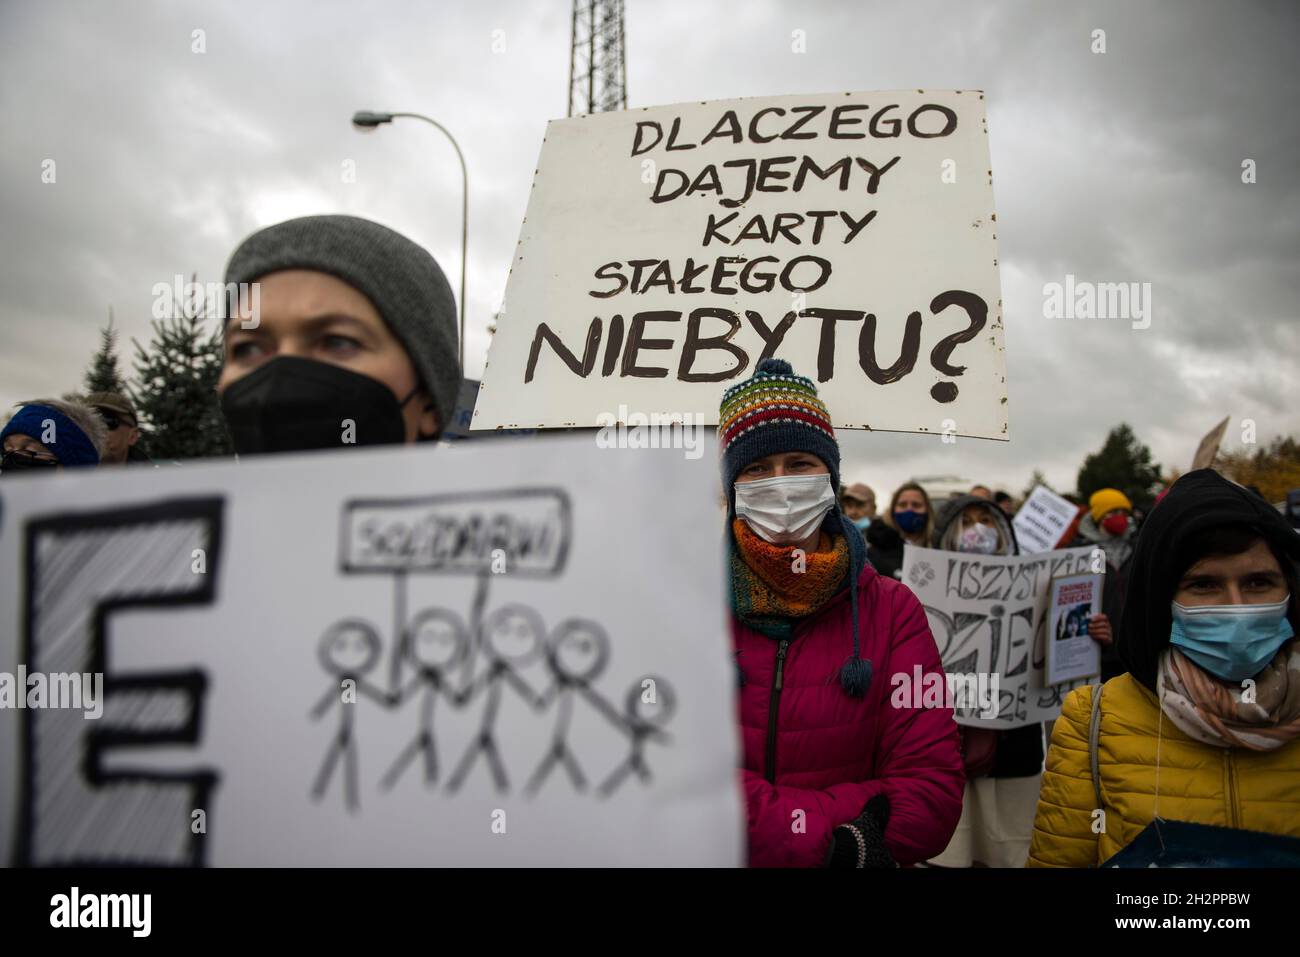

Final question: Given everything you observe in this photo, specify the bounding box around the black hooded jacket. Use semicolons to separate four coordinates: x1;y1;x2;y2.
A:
865;519;905;580
931;494;1019;553
1117;469;1300;692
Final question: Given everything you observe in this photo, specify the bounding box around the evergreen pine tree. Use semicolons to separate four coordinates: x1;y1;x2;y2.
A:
84;310;127;394
1076;424;1162;509
129;275;232;460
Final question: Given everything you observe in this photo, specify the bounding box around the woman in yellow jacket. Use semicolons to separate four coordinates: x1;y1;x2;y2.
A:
1029;469;1300;867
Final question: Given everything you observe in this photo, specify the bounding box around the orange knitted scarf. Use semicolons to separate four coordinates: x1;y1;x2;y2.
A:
729;517;851;637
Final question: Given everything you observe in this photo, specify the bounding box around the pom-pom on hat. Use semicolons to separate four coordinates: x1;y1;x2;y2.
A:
719;358;841;513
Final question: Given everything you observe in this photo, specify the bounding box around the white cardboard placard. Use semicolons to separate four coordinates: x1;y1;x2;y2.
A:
0;440;741;866
475;90;1007;439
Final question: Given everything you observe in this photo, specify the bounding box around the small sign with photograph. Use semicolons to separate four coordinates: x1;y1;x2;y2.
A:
1045;571;1104;685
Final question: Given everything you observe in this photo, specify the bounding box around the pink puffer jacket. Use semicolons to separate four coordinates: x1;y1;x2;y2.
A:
732;560;964;867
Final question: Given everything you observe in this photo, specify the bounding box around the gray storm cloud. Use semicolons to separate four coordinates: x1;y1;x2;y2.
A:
0;0;1295;495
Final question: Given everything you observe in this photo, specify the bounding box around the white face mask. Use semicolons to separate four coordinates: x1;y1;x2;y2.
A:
734;473;836;545
959;522;1000;555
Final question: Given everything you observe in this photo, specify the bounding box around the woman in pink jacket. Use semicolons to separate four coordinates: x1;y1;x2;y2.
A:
722;359;964;867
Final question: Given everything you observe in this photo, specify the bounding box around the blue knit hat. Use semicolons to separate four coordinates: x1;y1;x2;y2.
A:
1;404;100;467
721;358;872;698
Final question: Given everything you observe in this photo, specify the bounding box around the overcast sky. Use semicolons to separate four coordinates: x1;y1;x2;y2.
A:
1;0;1296;498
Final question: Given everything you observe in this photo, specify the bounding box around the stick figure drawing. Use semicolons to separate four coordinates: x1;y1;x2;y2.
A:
310;619;389;811
380;607;470;791
598;676;676;797
445;604;546;794
309;579;680;804
525;618;617;796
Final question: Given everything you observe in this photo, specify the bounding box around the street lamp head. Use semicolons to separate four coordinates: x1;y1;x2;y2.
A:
344;108;469;372
352;110;395;131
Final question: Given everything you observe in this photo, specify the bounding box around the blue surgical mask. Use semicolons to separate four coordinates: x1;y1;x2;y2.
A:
853;515;872;531
894;510;926;534
1169;596;1295;682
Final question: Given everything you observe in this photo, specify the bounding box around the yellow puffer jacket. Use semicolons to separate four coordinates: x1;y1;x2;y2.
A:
1027;673;1300;867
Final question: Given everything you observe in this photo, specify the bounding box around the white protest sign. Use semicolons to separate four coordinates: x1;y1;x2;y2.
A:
475;90;1008;439
1045;573;1103;686
1191;415;1230;471
901;543;1096;729
0;438;741;866
1012;484;1081;554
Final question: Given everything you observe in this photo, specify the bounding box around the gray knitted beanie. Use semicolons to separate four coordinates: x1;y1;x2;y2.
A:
223;214;461;436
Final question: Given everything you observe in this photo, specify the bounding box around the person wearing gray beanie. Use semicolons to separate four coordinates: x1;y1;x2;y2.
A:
217;214;461;455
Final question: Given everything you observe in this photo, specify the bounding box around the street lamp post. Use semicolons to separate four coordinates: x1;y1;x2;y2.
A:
352;110;468;372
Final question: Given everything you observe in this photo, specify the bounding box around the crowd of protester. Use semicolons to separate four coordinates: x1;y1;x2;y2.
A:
4;212;1299;868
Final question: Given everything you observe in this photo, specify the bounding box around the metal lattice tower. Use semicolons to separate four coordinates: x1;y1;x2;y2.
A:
568;0;627;116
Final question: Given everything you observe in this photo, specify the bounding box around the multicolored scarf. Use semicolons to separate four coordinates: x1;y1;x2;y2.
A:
1157;638;1300;751
728;517;851;640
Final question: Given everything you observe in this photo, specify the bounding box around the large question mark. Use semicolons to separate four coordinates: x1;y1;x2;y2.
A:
927;290;988;402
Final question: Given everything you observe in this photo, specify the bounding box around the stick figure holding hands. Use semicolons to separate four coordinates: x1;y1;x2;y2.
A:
526;618;615;796
380;607;470;791
446;604;546;794
598;676;676;797
310;619;389;811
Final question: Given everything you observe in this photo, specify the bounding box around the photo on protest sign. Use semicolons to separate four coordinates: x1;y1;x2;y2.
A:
1012;484;1082;554
1045;572;1103;686
901;543;1096;729
474;90;1007;438
0;439;741;867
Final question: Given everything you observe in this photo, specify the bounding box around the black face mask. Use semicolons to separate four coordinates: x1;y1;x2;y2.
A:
220;356;419;456
1;450;60;474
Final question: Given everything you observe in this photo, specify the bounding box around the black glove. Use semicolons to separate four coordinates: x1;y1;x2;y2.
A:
825;794;896;868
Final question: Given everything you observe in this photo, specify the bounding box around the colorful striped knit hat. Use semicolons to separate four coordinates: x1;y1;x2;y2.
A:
720;357;841;513
720;357;873;698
